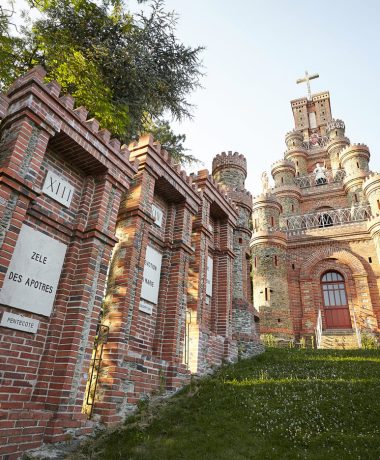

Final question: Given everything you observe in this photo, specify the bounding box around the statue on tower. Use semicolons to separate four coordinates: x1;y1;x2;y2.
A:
261;171;269;194
313;163;327;185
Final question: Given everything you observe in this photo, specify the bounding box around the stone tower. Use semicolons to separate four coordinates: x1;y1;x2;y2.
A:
251;86;380;347
212;151;261;356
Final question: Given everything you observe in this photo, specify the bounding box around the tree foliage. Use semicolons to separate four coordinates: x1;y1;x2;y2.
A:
0;0;203;164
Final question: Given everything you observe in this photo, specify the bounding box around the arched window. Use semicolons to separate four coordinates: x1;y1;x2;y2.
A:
321;271;347;307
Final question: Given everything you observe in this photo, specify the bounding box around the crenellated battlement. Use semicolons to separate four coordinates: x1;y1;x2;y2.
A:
5;66;137;171
129;134;198;191
271;159;296;169
228;188;253;210
252;192;281;208
339;143;370;163
271;159;296;177
212;151;247;177
285;129;303;141
285;129;304;150
363;172;380;194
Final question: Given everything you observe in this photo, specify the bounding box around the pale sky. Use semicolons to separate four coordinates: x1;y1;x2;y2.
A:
139;0;380;196
14;0;380;196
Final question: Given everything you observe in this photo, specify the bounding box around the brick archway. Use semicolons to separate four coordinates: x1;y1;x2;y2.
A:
298;248;370;335
300;246;366;280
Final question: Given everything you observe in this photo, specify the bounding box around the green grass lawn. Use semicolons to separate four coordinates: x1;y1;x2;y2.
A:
75;348;380;460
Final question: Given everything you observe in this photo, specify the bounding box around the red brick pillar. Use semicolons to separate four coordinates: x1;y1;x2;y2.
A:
36;176;123;440
95;168;155;424
0;66;136;456
94;135;200;422
153;203;193;369
212;219;235;344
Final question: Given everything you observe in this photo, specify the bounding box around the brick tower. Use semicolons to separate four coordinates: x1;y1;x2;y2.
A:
251;82;380;348
212;152;261;356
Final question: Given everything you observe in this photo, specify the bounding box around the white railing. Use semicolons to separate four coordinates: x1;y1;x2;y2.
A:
315;309;323;349
352;307;362;349
294;169;346;189
280;204;371;232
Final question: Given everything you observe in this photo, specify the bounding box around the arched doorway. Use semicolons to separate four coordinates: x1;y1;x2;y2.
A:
321;271;352;329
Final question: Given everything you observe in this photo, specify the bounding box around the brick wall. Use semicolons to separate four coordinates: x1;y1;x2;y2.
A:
0;69;262;458
0;67;136;458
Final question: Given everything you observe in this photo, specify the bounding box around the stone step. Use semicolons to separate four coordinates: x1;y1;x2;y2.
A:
319;333;360;350
322;329;355;336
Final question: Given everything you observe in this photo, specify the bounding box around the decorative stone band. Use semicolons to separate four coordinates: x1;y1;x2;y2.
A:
250;229;288;248
342;171;371;192
271;185;302;199
284;149;308;161
366;215;380;235
252;194;282;212
326;137;350;152
271;159;296;176
339;143;370;163
363;172;380;197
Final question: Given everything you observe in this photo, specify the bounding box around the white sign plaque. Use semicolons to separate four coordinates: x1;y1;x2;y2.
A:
140;246;162;307
1;311;39;333
42;170;75;207
0;225;67;316
139;299;154;315
151;204;163;228
206;256;213;297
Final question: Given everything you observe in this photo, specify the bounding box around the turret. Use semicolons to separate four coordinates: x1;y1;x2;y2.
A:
326;119;350;174
251;194;293;339
363;173;380;217
284;130;308;176
363;173;380;261
212;151;259;355
252;194;282;232
340;143;370;204
285;130;303;150
212;151;247;190
271;159;296;188
212;150;252;233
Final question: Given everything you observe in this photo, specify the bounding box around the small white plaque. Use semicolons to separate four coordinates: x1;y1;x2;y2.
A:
151;204;163;228
139;299;154;315
42;170;75;207
1;311;39;333
0;225;67;316
140;246;162;305
206;256;213;297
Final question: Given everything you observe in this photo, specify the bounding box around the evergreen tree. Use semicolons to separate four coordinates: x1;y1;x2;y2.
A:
0;0;203;164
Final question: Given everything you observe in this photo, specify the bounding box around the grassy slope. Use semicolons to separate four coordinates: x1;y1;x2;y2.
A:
76;349;380;460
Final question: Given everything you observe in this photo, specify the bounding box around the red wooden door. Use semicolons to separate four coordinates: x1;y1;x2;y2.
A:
321;271;352;329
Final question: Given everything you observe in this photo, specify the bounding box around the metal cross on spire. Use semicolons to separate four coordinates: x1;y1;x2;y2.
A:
296;71;319;100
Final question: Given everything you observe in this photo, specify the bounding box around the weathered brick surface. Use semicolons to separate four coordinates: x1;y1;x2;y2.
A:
0;69;262;458
0;67;136;458
212;153;263;357
252;90;380;343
